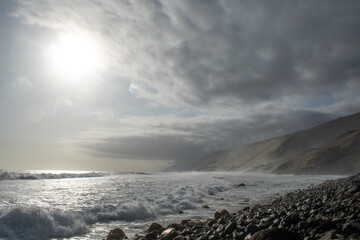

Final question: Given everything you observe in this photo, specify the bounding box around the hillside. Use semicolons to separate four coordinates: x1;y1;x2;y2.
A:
173;112;360;174
274;130;360;175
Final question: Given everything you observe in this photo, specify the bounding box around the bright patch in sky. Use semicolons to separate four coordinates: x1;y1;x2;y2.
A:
46;33;101;82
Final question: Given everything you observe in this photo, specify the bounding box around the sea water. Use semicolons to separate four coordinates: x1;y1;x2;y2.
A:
0;170;341;240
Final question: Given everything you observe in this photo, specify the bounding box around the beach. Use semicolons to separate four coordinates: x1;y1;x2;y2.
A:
105;173;360;240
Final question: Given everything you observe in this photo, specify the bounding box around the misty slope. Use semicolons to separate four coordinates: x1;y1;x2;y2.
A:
274;130;360;174
191;112;360;174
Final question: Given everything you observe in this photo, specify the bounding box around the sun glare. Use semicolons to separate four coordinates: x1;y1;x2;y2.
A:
46;33;102;83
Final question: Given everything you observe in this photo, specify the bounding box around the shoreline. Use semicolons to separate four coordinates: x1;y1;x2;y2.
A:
104;173;360;240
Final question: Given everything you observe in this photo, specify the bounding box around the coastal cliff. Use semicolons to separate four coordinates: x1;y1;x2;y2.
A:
168;112;360;175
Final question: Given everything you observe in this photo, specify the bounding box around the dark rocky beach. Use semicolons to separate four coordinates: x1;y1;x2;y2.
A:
105;173;360;240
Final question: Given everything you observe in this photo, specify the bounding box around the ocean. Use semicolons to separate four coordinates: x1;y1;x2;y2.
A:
0;170;341;240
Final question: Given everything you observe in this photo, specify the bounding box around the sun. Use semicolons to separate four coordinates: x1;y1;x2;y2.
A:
46;32;102;82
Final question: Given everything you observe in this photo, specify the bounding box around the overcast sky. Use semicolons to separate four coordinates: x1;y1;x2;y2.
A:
0;0;359;171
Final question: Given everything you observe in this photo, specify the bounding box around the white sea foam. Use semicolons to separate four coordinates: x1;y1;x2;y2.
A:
0;171;341;239
0;170;106;181
0;208;88;240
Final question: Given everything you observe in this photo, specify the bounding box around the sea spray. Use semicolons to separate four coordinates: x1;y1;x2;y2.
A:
0;171;341;239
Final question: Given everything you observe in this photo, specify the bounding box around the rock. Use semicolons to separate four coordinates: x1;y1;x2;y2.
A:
167;223;182;230
106;228;127;240
209;235;219;240
214;209;230;220
347;185;358;193
144;232;158;240
335;233;346;240
297;221;308;229
247;223;259;234
273;218;281;226
283;213;300;225
180;229;192;236
302;205;311;211
147;222;164;233
202;204;210;208
132;234;144;240
236;183;246;187
206;219;216;227
218;217;226;224
234;231;246;239
160;228;177;240
180;219;190;225
304;237;315;240
224;221;237;235
250;204;261;213
342;221;360;235
215;224;225;233
319;230;337;240
318;221;337;233
250;228;301;240
172;236;183;240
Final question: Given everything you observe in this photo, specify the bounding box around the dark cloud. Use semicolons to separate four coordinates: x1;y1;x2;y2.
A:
162;0;360;107
83;134;206;162
14;0;360;109
82;109;335;164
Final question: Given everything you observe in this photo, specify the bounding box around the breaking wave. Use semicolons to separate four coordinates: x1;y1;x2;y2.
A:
0;175;230;239
0;208;88;240
0;172;333;239
0;204;161;239
0;170;106;181
0;200;201;239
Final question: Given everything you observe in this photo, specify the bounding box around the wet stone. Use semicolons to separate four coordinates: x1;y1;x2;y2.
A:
206;219;216;227
144;232;158;240
159;228;177;240
302;205;311;211
224;221;237;235
167;223;182;230
106;228;127;240
246;223;259;234
236;183;246;187
251;228;301;240
214;209;230;220
342;221;360;235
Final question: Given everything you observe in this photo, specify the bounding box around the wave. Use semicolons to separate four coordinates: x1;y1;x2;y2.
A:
0;208;88;240
0;178;230;239
0;202;171;240
0;170;106;181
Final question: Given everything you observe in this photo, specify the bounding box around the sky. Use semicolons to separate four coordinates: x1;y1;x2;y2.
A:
0;0;360;172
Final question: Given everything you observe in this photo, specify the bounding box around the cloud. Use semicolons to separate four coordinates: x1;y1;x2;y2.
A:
10;1;360;167
13;0;360;111
83;134;204;162
79;109;334;164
